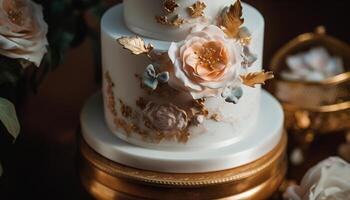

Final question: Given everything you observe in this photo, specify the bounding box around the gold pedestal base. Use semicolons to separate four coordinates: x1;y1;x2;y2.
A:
78;133;287;200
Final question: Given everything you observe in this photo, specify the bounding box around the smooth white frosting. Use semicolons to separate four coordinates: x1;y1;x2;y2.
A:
82;91;284;173
124;0;264;41
101;3;265;149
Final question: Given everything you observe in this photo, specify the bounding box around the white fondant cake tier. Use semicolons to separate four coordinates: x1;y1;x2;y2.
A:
101;4;265;149
81;90;284;173
124;0;264;42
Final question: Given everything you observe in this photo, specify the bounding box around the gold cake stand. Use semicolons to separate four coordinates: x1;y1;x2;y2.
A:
78;132;287;200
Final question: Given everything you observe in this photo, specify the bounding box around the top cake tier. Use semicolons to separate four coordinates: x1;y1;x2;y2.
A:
124;0;259;41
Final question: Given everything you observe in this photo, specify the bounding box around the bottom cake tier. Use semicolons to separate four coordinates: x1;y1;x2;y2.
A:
80;90;284;173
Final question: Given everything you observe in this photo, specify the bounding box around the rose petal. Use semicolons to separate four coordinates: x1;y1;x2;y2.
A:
167;25;242;99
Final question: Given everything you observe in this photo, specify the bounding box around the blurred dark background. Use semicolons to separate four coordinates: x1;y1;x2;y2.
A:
0;0;349;199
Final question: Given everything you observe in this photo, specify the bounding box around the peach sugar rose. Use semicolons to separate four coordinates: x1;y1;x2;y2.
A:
168;25;242;99
0;0;48;67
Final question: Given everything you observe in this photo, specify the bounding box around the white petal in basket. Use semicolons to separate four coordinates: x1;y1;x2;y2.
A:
282;47;345;81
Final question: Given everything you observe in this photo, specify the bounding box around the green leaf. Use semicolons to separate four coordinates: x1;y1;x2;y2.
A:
0;55;24;86
0;97;20;140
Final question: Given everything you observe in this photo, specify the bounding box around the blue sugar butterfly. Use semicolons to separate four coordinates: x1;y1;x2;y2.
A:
142;64;169;90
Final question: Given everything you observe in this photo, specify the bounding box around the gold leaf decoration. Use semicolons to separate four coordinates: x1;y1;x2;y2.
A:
192;98;208;117
188;1;207;18
177;131;190;143
172;15;185;26
155;15;185;27
117;36;154;55
155;15;168;25
220;0;244;38
241;71;274;88
210;113;221;122
163;0;179;13
105;71;117;117
119;99;132;118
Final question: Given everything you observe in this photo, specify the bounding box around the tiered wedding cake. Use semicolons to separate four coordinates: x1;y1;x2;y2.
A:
81;0;284;173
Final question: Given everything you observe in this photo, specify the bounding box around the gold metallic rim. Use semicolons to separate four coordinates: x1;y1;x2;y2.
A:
79;131;287;187
79;161;286;200
282;101;350;113
78;132;287;200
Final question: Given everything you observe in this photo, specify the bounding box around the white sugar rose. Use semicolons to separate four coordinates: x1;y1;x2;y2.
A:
168;25;242;99
283;157;350;200
144;102;188;134
0;0;48;67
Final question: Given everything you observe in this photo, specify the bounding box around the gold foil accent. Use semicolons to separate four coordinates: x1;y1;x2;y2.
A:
105;75;194;144
163;0;179;14
117;36;154;55
105;72;117;117
156;0;184;27
119;100;132;118
105;72;191;144
210;113;221;122
241;71;274;88
142;118;166;143
117;36;168;65
105;71;134;135
136;97;148;110
155;15;185;27
194;98;205;107
113;118;132;134
172;15;185;26
192;98;209;117
155;15;168;25
176;131;190;143
105;71;146;137
220;0;244;38
188;1;207;18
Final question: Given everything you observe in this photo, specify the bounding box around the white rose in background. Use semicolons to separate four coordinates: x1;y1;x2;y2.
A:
0;0;48;68
281;47;344;82
168;25;242;99
283;157;350;200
